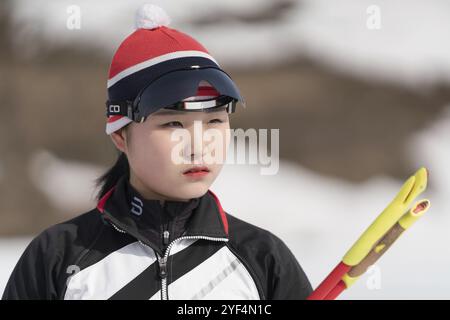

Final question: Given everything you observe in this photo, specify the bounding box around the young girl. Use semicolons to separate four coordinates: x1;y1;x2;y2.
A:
2;4;312;300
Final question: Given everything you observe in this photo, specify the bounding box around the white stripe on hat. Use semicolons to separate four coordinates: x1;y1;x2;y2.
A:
107;50;220;88
106;116;133;135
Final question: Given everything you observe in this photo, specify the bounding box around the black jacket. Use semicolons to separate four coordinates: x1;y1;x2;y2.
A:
2;174;312;300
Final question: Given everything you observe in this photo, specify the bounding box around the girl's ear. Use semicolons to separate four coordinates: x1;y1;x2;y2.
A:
110;127;128;153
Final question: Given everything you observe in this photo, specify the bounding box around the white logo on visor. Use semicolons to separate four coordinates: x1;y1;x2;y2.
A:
109;105;121;113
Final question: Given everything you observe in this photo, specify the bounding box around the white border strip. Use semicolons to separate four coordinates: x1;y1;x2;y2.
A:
106;116;133;135
107;50;219;88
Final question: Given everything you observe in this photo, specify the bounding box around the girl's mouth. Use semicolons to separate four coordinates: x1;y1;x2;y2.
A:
183;166;210;178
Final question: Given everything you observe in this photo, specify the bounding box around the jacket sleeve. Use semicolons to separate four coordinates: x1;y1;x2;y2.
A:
2;231;60;300
268;235;313;300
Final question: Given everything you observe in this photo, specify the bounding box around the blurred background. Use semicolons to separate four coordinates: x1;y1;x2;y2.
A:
1;0;449;299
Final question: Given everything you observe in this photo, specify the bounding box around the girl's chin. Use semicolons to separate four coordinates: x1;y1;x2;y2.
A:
173;184;210;199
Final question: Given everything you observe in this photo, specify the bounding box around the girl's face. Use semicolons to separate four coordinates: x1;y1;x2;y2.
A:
111;106;231;201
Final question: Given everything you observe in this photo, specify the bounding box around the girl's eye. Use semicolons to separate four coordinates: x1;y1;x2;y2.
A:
162;121;183;128
162;119;224;127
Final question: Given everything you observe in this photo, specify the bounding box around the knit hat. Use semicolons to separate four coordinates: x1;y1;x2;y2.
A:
105;4;245;135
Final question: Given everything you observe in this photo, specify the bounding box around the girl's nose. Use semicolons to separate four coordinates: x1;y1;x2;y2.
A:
179;130;207;164
190;137;208;164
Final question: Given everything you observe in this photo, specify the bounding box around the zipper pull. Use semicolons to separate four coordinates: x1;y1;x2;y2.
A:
163;230;170;245
158;256;167;279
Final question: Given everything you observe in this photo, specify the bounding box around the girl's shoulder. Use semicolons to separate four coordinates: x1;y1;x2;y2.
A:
39;208;105;249
225;211;293;257
2;208;109;299
224;211;312;299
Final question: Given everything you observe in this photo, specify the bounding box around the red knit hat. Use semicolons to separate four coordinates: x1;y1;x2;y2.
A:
105;4;242;135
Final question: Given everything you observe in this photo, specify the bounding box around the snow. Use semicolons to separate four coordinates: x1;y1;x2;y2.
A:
10;0;450;87
28;150;104;216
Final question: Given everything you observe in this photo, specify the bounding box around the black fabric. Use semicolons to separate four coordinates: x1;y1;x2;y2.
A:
109;240;225;300
134;67;242;120
2;174;313;300
1;210;136;300
226;214;313;300
167;241;226;289
126;176;199;239
107;260;160;300
123;174;201;256
102;174;228;257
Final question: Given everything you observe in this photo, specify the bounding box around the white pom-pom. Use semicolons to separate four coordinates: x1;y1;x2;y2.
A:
135;3;171;30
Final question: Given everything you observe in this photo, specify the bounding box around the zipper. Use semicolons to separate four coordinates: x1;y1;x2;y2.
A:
107;219;228;300
109;221;127;233
156;235;229;300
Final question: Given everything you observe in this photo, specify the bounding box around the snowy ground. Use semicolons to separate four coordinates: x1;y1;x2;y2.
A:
1;105;450;298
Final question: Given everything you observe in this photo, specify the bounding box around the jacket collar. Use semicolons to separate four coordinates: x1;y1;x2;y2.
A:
96;174;229;249
125;177;201;232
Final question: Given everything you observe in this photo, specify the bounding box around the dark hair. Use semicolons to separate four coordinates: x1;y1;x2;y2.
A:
95;150;130;201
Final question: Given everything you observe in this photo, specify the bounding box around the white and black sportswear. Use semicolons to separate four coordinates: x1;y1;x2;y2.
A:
2;174;312;300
